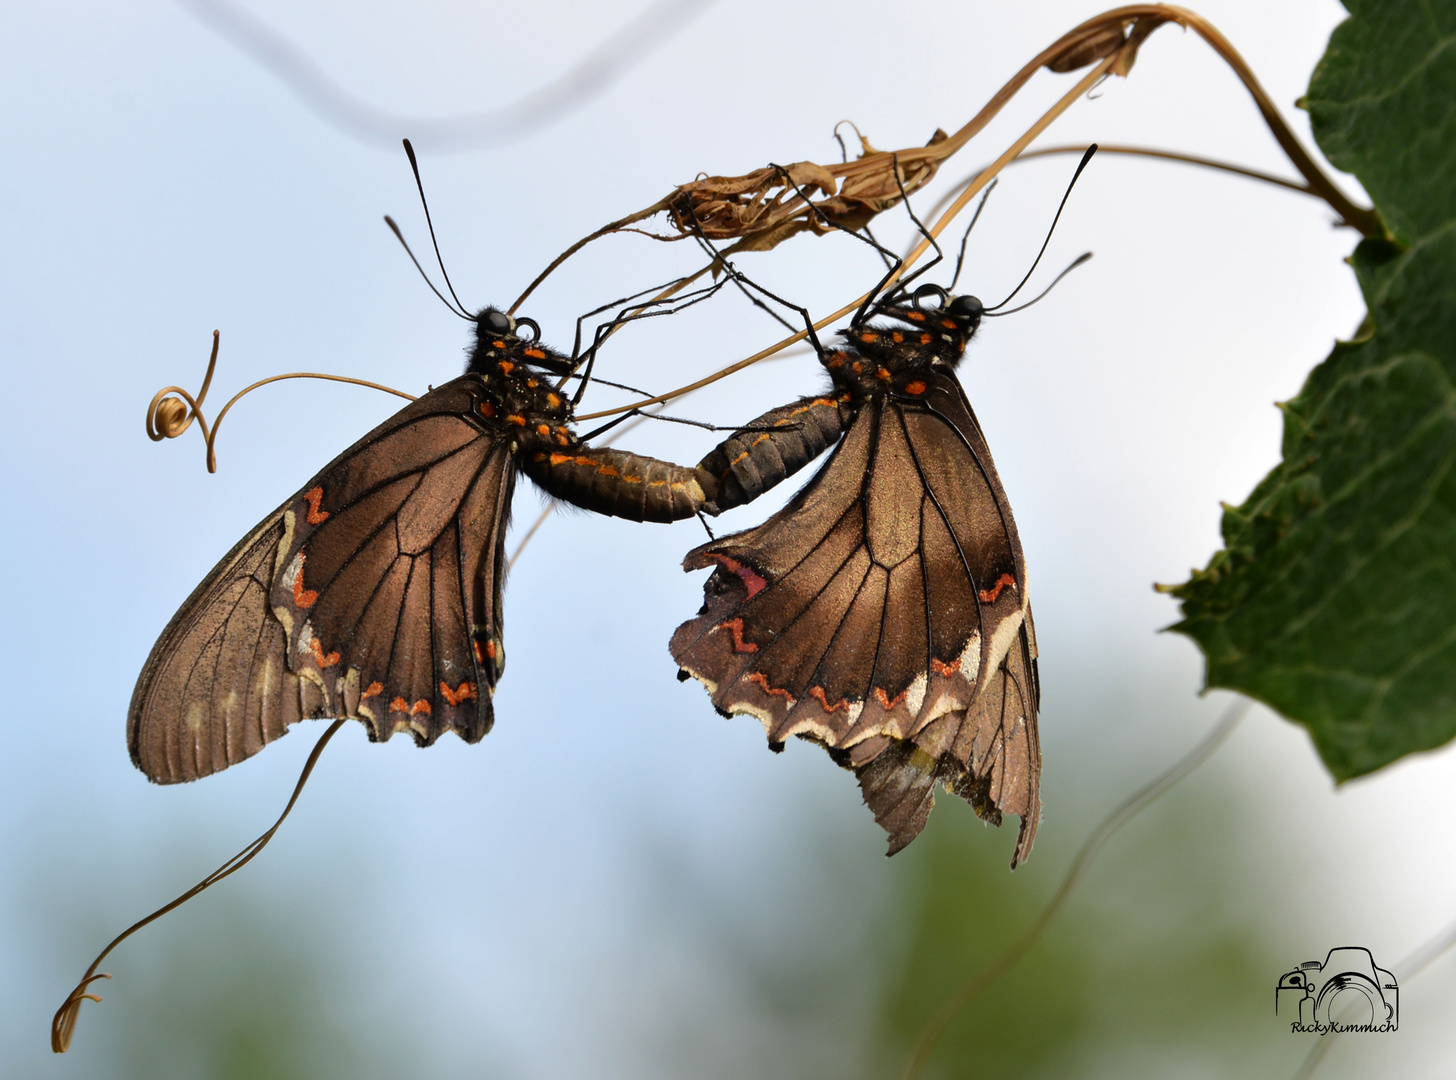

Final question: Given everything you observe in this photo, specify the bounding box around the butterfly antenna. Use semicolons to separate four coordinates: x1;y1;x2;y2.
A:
401;138;471;318
987;144;1097;312
384;215;471;320
983;251;1093;317
947;179;997;292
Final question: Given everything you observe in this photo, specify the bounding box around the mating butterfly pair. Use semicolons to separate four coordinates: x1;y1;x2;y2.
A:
130;290;1039;864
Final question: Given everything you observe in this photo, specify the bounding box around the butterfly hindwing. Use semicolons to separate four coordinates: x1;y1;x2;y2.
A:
129;375;511;783
671;367;1041;863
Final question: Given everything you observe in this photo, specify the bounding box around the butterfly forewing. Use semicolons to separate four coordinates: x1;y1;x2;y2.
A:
672;368;1041;863
129;375;510;783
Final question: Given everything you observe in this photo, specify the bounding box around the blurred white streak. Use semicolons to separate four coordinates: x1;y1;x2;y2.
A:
173;0;719;151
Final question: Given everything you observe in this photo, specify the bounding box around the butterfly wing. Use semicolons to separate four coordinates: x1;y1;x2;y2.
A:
129;374;513;784
670;369;1041;864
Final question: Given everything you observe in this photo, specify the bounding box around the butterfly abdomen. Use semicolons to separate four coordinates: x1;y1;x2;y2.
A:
698;392;855;513
523;445;717;523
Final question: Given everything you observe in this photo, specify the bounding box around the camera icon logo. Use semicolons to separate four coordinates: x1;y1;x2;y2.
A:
1276;947;1397;1031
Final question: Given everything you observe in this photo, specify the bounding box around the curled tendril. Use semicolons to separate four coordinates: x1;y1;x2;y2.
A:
146;331;417;473
52;718;347;1054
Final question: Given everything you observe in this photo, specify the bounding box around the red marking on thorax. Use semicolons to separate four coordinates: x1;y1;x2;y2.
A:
747;671;793;700
536;424;550;435
709;554;767;599
919;332;933;345
891;331;904;343
507;414;526;426
809;686;852;713
941;318;958;329
303;487;329;525
547;392;562;408
718;618;758;653
308;638;340;668
526;378;539;389
440;681;477;706
492;340;507;349
876;367;891;381
978;573;1017;603
498;360;514;374
523;347;546;360
859;331;877;343
906;310;927;322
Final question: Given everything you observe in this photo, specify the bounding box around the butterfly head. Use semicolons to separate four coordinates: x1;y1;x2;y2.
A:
466;308;573;378
847;285;984;373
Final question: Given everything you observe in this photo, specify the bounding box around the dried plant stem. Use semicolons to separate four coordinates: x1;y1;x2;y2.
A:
899;697;1251;1080
574;54;1116;423
51;719;347;1053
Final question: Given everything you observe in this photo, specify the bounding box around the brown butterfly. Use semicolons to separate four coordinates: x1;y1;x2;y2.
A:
130;308;716;784
671;285;1040;865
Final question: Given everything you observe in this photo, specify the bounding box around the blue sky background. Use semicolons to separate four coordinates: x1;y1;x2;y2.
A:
3;1;1453;1076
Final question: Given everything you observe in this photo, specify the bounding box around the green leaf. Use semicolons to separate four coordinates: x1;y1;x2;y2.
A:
1165;0;1456;781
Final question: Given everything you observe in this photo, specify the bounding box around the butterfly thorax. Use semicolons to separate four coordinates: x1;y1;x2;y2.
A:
466;311;580;455
823;293;983;403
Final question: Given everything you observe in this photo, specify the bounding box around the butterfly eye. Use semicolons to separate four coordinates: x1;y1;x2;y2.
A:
514;317;541;344
912;284;949;311
947;294;984;322
480;309;513;334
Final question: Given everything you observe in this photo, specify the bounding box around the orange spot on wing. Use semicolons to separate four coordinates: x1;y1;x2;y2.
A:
920;332;933;345
747;671;793;700
440;681;477;706
303;486;329;525
308;638;340;668
931;658;957;677
904;380;927;395
978;573;1017;603
410;699;432;716
478;401;496;418
362;681;384;699
507;414;526;426
292;556;317;609
873;685;908;709
809;686;853;713
718;618;758;653
389;696;409;713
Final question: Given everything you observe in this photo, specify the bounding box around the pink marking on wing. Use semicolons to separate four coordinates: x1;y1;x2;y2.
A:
710;554;768;599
